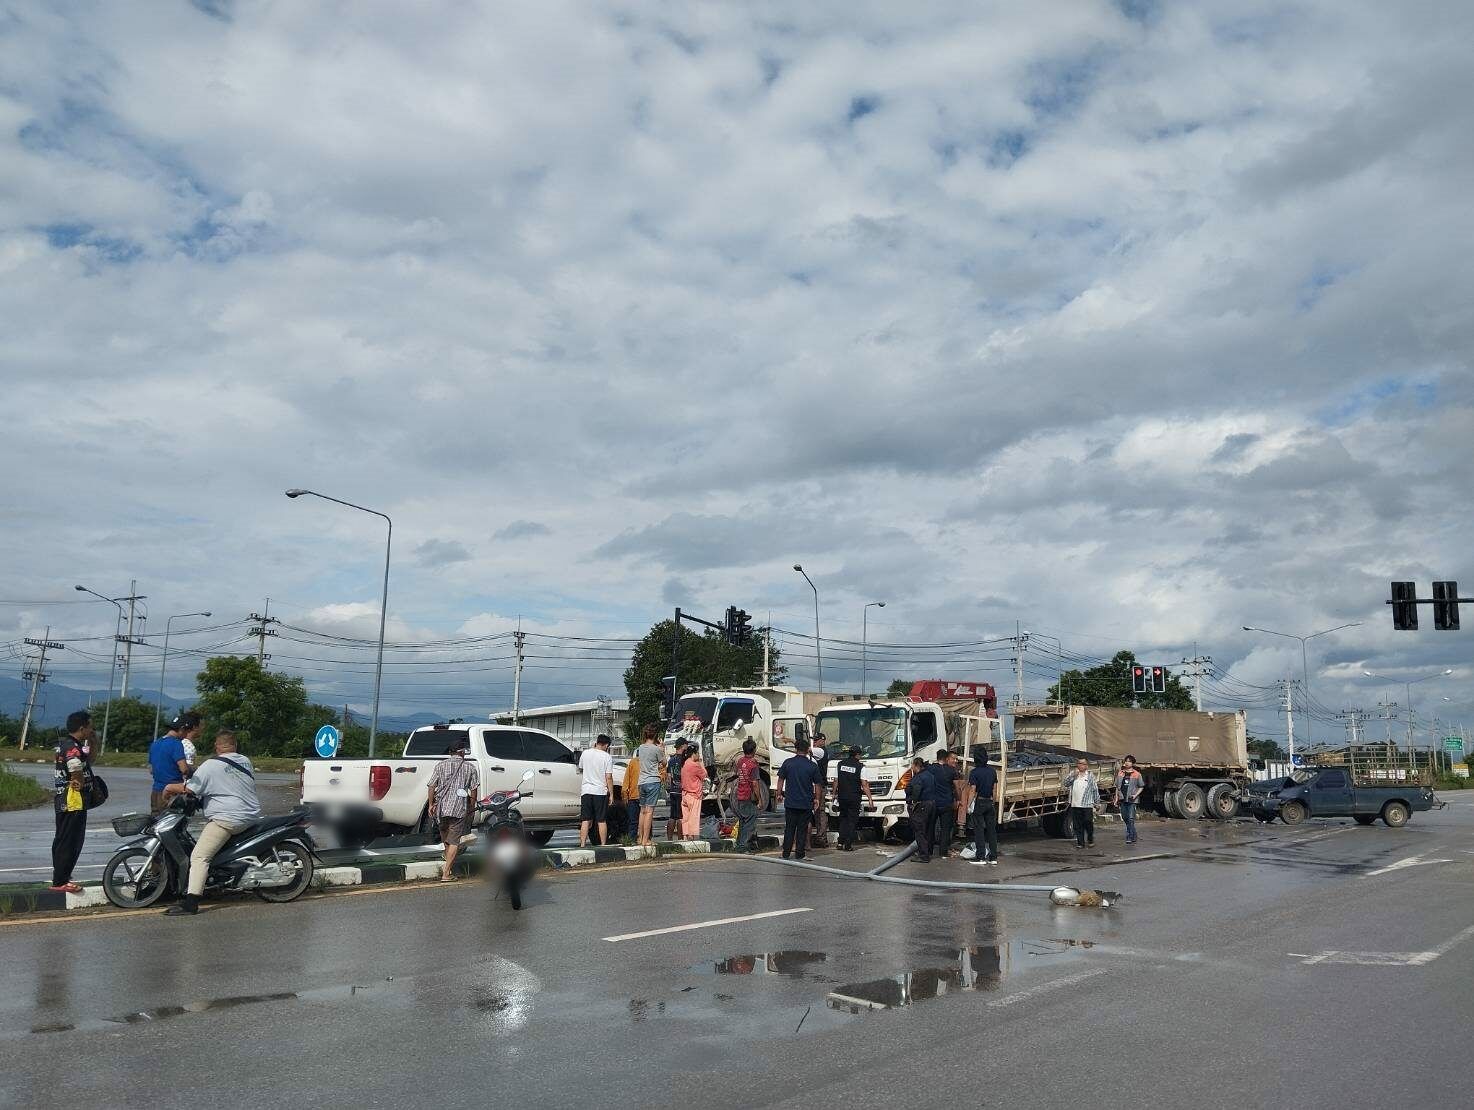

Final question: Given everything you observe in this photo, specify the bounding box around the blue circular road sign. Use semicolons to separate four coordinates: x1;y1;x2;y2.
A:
314;724;342;759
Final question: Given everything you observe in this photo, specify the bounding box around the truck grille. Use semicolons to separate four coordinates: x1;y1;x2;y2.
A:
868;780;894;796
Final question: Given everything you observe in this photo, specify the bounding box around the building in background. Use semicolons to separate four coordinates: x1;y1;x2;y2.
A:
493;697;630;754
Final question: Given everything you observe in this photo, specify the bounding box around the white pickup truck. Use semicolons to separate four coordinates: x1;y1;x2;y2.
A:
300;723;583;845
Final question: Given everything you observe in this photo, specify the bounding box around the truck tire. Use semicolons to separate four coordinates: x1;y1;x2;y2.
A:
1204;783;1237;820
1353;815;1376;826
1280;801;1308;825
1381;801;1410;828
1162;789;1181;818
1041;812;1069;839
1176;783;1206;820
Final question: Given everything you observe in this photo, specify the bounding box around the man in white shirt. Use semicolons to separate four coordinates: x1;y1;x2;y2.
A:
578;734;615;847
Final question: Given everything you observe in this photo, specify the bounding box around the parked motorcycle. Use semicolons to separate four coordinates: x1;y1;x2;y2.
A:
479;769;537;910
101;796;318;909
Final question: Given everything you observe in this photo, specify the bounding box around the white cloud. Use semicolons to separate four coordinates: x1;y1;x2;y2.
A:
1;0;1470;736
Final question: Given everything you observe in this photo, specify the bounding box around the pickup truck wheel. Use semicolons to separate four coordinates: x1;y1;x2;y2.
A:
1279;801;1308;825
1204;783;1237;820
529;830;555;847
1353;815;1376;826
1175;783;1206;820
1381;801;1410;828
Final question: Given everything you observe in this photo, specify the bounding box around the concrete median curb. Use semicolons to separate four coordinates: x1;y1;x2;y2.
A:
0;834;782;918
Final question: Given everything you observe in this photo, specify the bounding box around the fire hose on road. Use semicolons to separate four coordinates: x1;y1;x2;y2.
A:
744;841;1121;907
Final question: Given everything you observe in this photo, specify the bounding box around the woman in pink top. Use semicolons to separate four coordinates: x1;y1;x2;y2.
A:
680;749;708;839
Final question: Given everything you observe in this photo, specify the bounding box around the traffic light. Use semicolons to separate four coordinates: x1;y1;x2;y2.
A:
1151;666;1167;694
1433;581;1460;631
723;606;753;645
1390;581;1419;630
1131;665;1147;694
659;676;676;721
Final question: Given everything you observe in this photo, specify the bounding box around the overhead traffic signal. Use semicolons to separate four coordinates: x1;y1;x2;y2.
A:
1151;666;1167;694
1390;581;1419;630
724;606;753;645
1131;665;1147;694
659;676;676;721
1433;581;1460;631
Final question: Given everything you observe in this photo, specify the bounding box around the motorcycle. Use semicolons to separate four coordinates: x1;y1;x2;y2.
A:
479;769;537;910
101;796;319;909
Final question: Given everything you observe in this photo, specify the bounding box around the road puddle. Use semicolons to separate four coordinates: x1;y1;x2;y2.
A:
826;939;1088;1014
707;950;830;977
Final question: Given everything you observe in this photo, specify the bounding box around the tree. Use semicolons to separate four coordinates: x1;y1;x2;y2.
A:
1046;650;1197;711
1247;734;1286;761
885;679;913;698
622;619;780;742
195;656;310;758
92;696;168;752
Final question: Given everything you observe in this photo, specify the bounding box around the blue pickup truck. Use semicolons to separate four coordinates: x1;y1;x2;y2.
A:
1252;766;1440;827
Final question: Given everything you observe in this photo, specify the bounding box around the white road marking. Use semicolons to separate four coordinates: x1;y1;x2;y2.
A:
986;966;1109;1007
602;907;812;943
1364;855;1452;877
1297;923;1474;967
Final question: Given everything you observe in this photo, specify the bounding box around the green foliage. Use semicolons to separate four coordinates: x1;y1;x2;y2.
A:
1247;734;1286;761
0;711;62;751
194;656;310;758
93;696;167;752
885;679;912;698
622;619;780;742
1047;650;1197;711
0;765;49;811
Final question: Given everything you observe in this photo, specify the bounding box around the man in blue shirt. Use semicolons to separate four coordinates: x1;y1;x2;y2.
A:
776;737;822;860
148;711;200;814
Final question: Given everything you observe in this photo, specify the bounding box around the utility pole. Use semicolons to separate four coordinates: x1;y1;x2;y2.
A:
762;612;772;687
1337;708;1367;746
1013;622;1027;706
249;600;279;668
18;628;65;750
511;619;525;724
117;580;147;697
1179;649;1213;712
1281;679;1297;764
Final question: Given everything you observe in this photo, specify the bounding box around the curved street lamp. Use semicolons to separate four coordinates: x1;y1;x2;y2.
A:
74;584;125;753
793;565;823;693
1362;668;1454;751
287;489;392;756
1242;622;1363;750
861;602;886;694
153;611;212;741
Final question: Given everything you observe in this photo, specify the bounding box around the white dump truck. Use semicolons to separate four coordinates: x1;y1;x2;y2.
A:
665;686;828;807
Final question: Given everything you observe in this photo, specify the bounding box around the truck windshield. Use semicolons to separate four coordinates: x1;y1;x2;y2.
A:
668;696;718;734
815;708;909;760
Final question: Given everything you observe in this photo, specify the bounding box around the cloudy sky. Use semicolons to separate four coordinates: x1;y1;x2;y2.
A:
2;0;1470;745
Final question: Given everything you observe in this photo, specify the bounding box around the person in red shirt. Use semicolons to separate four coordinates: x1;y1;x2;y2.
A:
732;739;762;853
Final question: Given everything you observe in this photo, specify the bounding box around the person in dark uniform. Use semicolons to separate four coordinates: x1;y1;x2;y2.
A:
834;745;873;850
928;750;963;858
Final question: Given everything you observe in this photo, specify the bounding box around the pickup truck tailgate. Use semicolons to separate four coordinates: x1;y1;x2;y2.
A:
300;759;433;828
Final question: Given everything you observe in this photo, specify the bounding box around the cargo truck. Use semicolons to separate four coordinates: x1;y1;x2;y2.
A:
814;682;1117;839
665;685;827;808
1011;704;1249;820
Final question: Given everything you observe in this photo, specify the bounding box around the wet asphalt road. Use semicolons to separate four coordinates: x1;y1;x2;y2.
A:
2;798;1471;1109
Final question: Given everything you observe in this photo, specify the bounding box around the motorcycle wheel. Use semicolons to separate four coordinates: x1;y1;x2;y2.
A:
102;846;169;909
255;841;315;903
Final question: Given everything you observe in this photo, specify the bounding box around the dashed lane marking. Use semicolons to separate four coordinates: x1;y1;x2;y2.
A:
1297;923;1474;967
1364;854;1453;877
986;966;1109;1008
603;907;812;943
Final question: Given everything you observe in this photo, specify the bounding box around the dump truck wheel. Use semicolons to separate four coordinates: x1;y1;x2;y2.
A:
1175;783;1206;820
1162;789;1181;818
1381;801;1410;828
1279;801;1307;825
1204;783;1237;820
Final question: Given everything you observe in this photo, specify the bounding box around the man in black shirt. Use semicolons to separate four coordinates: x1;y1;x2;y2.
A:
776;737;823;860
964;757;1000;865
833;745;873;850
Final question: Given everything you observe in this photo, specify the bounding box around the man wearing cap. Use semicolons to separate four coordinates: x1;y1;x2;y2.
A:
148;712;201;815
834;746;873;851
427;736;480;881
578;734;615;847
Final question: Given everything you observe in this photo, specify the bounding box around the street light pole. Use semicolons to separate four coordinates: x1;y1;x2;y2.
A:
287;489;393;757
1364;669;1454;754
1242;622;1363;747
154;611;211;740
75;584;126;753
793;565;823;693
861;601;886;694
